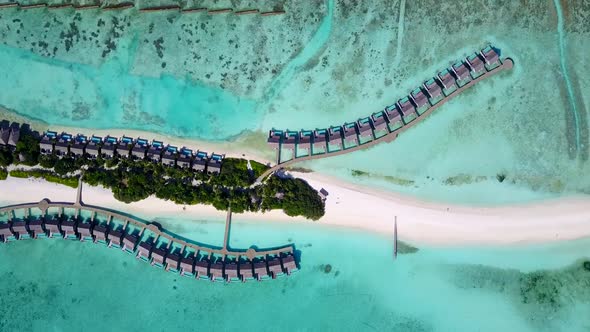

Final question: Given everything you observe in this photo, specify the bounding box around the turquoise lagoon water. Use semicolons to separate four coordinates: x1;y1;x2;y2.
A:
0;211;589;332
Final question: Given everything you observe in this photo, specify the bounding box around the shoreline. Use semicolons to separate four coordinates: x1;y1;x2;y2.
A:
2;174;590;247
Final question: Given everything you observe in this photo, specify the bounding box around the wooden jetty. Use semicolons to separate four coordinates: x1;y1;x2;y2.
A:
0;179;298;283
259;49;514;183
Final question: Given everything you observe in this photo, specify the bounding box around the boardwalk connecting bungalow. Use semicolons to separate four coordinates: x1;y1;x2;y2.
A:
151;247;167;267
0;121;10;147
102;136;118;159
118;136;134;158
357;117;373;141
178;147;193;168
481;46;500;70
70;134;88;157
180;253;195;276
282;130;298;151
28;219;44;238
55;133;72;157
281;253;297;275
39;131;57;155
192;151;208;172
437;69;457;96
267;129;282;149
298;130;312;152
132;138;149;159
313;129;328;152
410;88;429;115
423;78;443;104
451;61;471;86
371;111;388;132
85;136;102;159
267;256;283;279
397;97;417;124
224;260;239;282
208;154;223;174
328;126;343;149
8;123;20;147
384;104;404;132
147;140;164;162
343;122;359;146
239;261;254;282
162;145;178;167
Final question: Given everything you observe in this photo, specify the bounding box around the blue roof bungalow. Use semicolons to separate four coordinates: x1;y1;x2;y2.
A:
132;138;149;159
208;153;224;174
397;97;417;124
162;145;178;167
423;78;443;104
451;61;471;87
410;87;429;115
147;140;164;162
312;129;328;152
177;147;193;168
357;117;373;141
39;131;57;155
282;130;298;151
54;132;73;157
343;122;359;146
118;136;135;158
85;135;102;159
437;69;457;96
267;129;282;149
371;111;388;132
384;104;404;132
101;136;118;159
328;126;343;149
192;150;208;172
466;53;486;78
70;134;88;157
481;45;500;70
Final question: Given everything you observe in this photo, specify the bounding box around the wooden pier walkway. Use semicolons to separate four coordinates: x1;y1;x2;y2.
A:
256;58;514;184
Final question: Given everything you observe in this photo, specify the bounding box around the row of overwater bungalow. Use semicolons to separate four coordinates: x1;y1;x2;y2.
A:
0;209;297;282
0;120;21;149
39;133;224;174
268;46;502;153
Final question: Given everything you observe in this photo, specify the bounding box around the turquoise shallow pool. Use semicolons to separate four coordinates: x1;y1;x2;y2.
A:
0;213;589;332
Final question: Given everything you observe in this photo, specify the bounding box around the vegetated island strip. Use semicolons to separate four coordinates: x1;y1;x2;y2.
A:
261;47;514;183
0;125;325;221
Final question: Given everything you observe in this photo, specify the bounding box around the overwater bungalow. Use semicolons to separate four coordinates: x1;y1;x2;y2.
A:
410;88;429;114
60;218;76;239
122;234;139;253
384;104;404;132
466;53;486;78
254;260;269;280
397;97;417;124
137;240;153;260
283;130;298;151
180;253;195;276
85;135;102;159
76;223;92;241
209;260;224;281
108;229;123;247
161;145;178;167
328;126;343;149
357;117;373;141
224;260;239;282
451;61;471;86
299;130;313;150
371;111;388;132
192;151;208;172
437;69;457;95
423;78;443;103
313;129;328;151
55;132;73;157
28;218;44;239
165;252;180;271
481;46;500;70
281;253;297;275
8;122;20;147
11;220;28;239
118;136;134;157
0;120;11;146
151;247;167;267
267;129;282;149
70;134;88;157
131;138;149;159
147;140;164;162
208;154;223;174
177;147;193;168
239;261;254;282
195;258;209;278
343;122;359;146
92;224;108;243
102;136;118;159
0;223;13;242
39;131;57;155
267;256;283;279
44;219;60;238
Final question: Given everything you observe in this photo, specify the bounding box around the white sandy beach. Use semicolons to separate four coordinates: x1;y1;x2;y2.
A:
2;172;590;247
